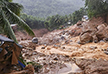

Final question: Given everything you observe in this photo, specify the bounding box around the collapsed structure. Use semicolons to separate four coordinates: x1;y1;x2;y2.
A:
0;35;22;73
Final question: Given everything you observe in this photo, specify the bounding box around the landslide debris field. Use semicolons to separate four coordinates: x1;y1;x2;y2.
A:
18;17;108;74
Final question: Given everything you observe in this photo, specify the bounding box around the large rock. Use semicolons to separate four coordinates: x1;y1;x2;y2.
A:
95;24;108;42
95;24;107;41
73;58;108;74
79;17;108;44
70;24;82;37
79;24;108;44
32;37;38;44
79;31;93;44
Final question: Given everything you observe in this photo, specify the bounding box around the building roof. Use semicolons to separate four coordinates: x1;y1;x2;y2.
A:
0;35;14;42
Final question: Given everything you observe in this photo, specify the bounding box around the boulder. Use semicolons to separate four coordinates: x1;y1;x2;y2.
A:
73;58;108;74
79;18;108;44
32;37;38;44
79;32;93;44
96;24;108;41
76;21;83;26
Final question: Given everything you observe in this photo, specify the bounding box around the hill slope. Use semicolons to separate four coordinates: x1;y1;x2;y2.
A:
13;0;85;17
18;17;108;74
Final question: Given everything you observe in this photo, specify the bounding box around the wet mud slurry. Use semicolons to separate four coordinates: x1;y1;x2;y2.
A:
19;17;108;74
20;35;108;74
60;63;82;74
22;47;83;74
20;34;108;74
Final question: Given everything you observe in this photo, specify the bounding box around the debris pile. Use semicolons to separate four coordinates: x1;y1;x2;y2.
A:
79;17;108;44
14;16;108;74
0;35;22;73
73;58;108;74
22;47;73;74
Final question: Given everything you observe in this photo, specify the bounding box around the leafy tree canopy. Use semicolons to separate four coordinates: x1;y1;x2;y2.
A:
13;0;85;18
85;0;108;18
0;0;35;43
71;8;87;24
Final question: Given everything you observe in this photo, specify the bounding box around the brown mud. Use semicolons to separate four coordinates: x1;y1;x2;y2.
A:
17;17;108;74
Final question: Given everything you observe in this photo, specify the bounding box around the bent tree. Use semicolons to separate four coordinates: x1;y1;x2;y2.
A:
0;0;35;43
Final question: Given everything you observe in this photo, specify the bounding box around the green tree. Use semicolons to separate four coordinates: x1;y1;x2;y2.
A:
85;0;108;18
21;13;45;29
14;0;85;18
0;0;35;43
71;8;87;24
45;14;69;31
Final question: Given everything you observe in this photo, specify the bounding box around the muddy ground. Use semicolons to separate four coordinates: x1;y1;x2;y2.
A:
20;36;108;74
16;17;108;74
18;30;108;74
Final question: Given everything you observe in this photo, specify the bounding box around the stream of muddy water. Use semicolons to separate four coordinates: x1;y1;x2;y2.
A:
23;48;83;74
58;63;82;74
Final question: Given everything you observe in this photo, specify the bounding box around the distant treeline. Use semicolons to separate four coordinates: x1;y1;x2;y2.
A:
21;14;45;29
21;8;86;31
13;0;84;18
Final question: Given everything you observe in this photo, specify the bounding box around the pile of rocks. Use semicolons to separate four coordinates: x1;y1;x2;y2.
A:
73;58;108;74
79;17;108;44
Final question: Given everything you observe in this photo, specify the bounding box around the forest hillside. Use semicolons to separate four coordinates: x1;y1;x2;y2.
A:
13;0;85;17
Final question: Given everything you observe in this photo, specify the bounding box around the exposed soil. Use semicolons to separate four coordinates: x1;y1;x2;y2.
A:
15;17;108;74
73;58;108;74
15;28;49;41
21;48;82;74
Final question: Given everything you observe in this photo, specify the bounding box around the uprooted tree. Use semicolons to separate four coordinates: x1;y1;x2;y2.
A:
0;0;35;43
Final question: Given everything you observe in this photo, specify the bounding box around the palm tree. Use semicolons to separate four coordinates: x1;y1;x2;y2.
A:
0;0;35;43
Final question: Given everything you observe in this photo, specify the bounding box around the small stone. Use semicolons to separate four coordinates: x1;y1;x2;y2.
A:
54;62;57;64
62;47;65;49
49;39;53;42
104;49;107;51
65;55;69;58
0;48;3;53
65;40;69;44
107;48;108;51
77;41;83;44
53;45;58;49
101;49;104;51
25;54;29;56
43;58;46;60
41;47;45;49
104;38;108;42
32;52;37;55
61;36;65;40
43;62;47;65
13;66;17;69
58;45;61;47
62;31;66;35
99;40;105;42
94;40;98;43
47;48;51;50
104;51;108;55
37;60;39;62
53;57;58;60
28;48;33;51
70;40;73;42
32;37;38;44
49;63;52;65
16;68;19;71
90;46;97;50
